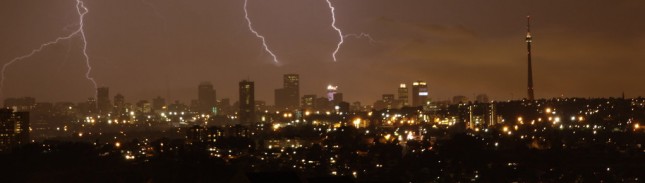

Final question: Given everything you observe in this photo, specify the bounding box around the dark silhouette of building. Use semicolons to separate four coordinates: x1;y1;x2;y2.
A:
315;97;331;111
97;87;112;114
114;93;125;114
4;97;35;112
79;97;97;115
152;96;165;112
476;94;490;103
239;80;255;124
302;95;316;110
275;88;288;109
283;74;300;108
398;83;409;106
411;81;428;107
136;100;151;114
275;74;300;110
526;16;535;100
198;82;216;114
453;95;469;104
186;125;207;144
332;93;343;106
0;109;29;151
217;98;231;115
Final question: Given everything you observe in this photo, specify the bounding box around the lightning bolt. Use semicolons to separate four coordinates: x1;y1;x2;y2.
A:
326;0;374;61
326;0;343;62
344;33;376;44
0;0;97;99
243;0;280;64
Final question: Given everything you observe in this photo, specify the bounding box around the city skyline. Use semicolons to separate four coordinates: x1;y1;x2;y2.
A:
1;0;644;105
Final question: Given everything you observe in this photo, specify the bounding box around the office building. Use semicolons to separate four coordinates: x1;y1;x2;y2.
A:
97;87;111;114
411;81;428;107
398;83;409;106
198;82;216;114
275;74;300;109
239;80;255;124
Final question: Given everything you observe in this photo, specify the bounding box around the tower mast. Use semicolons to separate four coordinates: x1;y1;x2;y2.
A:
526;16;535;100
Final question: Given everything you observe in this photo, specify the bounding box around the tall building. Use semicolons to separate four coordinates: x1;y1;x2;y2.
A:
0;109;29;150
332;93;343;105
275;88;288;109
411;81;428;107
526;16;535;100
97;87;111;114
283;74;299;108
275;74;300;109
398;83;409;106
239;80;255;124
198;82;216;114
113;93;125;114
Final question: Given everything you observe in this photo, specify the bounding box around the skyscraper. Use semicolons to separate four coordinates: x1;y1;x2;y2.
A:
283;74;299;108
274;74;300;109
411;81;428;107
398;83;409;106
198;82;216;114
113;93;125;114
239;80;255;124
526;16;535;100
97;87;111;114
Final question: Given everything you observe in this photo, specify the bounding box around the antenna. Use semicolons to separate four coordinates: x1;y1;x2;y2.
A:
527;16;531;33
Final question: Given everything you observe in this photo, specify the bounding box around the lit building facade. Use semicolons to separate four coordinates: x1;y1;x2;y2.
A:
0;109;29;151
327;85;338;101
411;81;428;107
398;83;409;106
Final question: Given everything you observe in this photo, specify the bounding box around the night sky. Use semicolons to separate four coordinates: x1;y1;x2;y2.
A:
1;0;644;104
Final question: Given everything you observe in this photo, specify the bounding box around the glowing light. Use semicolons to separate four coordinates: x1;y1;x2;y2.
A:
352;118;361;128
243;0;280;64
1;0;96;98
272;123;281;131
